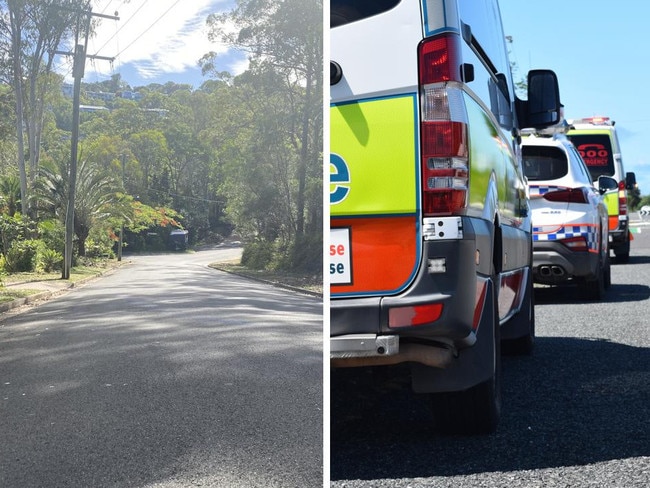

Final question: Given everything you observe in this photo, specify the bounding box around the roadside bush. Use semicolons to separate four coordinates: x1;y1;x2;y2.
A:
86;226;118;259
0;214;36;256
5;239;43;272
272;234;322;274
85;239;115;259
37;219;65;256
241;240;273;270
37;248;63;272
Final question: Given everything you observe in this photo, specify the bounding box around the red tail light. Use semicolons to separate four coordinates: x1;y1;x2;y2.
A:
618;180;627;215
388;303;443;328
543;187;589;204
419;33;462;84
418;34;468;216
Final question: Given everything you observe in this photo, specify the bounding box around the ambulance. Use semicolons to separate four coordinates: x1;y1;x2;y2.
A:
566;117;637;262
330;0;561;434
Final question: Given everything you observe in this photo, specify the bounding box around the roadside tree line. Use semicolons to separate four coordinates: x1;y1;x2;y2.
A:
0;0;322;275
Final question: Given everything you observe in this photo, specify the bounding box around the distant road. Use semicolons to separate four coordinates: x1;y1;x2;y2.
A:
0;246;323;488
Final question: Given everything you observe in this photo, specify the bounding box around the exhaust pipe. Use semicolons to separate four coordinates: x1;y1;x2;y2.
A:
537;265;566;278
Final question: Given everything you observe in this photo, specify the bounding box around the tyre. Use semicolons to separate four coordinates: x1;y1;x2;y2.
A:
614;236;630;263
430;277;501;435
614;251;630;264
604;252;612;289
580;255;606;301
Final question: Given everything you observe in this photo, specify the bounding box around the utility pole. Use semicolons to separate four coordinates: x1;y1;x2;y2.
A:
55;5;118;279
118;154;126;262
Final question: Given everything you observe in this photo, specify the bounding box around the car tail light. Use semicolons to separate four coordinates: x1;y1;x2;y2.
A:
543;187;589;204
618;180;627;215
418;34;469;216
561;236;589;252
388;303;443;328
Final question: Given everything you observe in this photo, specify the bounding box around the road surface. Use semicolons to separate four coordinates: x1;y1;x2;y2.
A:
0;246;323;488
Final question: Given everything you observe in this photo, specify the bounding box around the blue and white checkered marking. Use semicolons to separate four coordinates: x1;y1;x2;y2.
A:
533;224;599;252
528;185;567;196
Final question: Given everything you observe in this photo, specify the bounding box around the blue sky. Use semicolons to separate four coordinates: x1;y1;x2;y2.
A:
500;0;650;198
60;0;247;89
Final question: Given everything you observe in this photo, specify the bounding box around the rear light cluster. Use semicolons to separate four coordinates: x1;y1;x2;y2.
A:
542;187;590;204
418;34;469;216
388;303;443;328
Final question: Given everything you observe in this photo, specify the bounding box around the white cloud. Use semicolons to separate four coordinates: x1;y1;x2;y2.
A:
83;0;246;83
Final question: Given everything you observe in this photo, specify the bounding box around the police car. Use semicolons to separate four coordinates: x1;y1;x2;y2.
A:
522;133;615;300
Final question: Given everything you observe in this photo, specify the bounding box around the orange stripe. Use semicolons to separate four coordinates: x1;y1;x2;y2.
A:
331;216;418;295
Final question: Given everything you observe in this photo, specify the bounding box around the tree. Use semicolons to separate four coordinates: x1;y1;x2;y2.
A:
0;173;20;216
205;0;322;270
35;154;121;257
0;0;90;215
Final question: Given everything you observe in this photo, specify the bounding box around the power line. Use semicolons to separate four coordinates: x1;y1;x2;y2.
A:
104;0;182;60
93;0;150;55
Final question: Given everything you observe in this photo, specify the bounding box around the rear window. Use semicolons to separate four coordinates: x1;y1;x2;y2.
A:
331;0;401;27
566;133;615;180
523;146;568;181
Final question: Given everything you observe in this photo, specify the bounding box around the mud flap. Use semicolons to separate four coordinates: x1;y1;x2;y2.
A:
410;277;497;394
500;265;535;355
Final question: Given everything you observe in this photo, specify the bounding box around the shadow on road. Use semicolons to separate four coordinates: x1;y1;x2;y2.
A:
0;259;322;488
330;336;649;481
534;282;650;305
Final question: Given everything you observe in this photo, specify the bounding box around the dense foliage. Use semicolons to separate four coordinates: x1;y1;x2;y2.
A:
0;0;322;275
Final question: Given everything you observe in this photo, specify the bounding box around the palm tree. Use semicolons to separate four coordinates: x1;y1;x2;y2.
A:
0;175;22;216
35;156;123;256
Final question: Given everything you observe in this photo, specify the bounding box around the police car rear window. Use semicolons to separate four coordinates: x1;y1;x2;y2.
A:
566;133;615;180
522;146;568;181
331;0;401;27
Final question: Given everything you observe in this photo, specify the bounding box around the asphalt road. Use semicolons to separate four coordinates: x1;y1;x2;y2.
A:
0;246;323;488
330;224;650;487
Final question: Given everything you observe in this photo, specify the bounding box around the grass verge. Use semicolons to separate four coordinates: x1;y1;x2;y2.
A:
209;260;322;296
0;261;121;300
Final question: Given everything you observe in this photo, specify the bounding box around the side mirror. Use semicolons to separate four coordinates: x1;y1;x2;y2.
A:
520;69;561;129
626;171;637;190
598;175;618;195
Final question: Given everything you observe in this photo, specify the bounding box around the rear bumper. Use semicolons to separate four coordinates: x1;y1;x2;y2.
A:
609;215;629;247
329;217;505;392
330;334;454;368
532;241;599;284
330;218;492;344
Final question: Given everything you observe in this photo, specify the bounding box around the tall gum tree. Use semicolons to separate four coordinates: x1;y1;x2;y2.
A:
0;0;89;215
204;0;323;264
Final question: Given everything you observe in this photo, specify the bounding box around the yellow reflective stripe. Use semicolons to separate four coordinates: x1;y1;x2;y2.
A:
330;95;418;216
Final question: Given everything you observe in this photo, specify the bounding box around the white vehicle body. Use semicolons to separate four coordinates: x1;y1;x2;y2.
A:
522;134;611;299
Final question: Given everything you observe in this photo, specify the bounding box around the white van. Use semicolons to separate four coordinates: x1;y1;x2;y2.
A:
330;0;561;434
